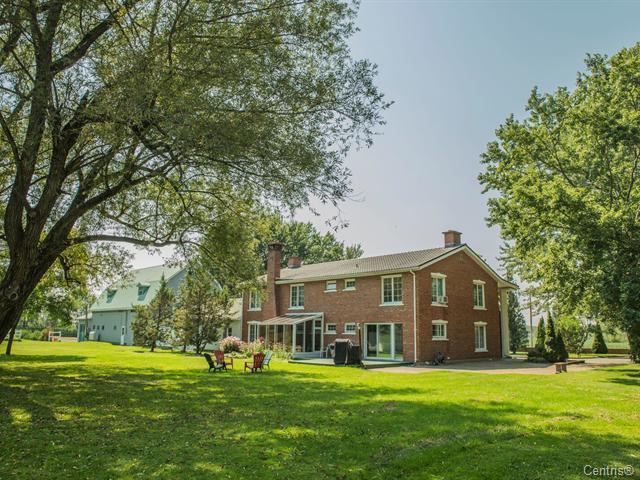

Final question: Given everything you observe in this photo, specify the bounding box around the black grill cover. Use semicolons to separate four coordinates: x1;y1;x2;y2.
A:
333;339;350;365
346;345;362;365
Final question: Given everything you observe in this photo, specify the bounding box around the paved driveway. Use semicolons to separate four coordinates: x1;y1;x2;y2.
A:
371;357;631;375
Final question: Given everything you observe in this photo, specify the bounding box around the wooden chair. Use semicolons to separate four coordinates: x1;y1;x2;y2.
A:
244;352;266;373
214;349;233;370
262;350;273;370
204;352;226;373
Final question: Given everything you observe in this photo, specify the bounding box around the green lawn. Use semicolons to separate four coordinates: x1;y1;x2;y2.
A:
1;341;639;480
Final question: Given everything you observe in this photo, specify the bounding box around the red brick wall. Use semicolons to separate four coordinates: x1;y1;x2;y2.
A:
241;250;502;362
416;252;502;362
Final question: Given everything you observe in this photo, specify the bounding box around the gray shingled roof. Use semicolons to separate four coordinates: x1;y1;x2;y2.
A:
91;265;183;312
278;246;458;282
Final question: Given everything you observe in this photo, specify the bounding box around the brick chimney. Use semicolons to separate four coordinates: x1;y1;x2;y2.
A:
443;230;462;248
287;255;302;269
264;242;282;317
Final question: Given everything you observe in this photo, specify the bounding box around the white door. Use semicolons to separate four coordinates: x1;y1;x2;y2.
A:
120;326;126;345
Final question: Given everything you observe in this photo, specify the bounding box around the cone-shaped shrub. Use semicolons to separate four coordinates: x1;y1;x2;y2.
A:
535;317;547;353
592;323;608;354
543;316;560;363
556;331;569;361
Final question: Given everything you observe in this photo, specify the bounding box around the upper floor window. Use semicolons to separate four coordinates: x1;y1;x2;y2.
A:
473;281;485;309
249;291;262;311
382;275;403;304
290;284;305;309
106;289;116;303
325;280;337;292
137;285;149;301
344;279;356;290
431;273;447;305
326;323;337;333
344;323;357;334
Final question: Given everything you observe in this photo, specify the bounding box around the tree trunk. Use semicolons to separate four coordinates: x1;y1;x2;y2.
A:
0;296;29;345
5;326;17;355
628;323;640;363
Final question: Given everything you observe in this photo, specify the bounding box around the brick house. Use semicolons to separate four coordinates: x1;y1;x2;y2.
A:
241;230;517;363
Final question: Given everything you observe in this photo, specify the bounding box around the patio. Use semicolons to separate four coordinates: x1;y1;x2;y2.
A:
289;357;413;369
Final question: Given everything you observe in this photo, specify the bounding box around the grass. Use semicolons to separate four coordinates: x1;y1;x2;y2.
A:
1;341;639;480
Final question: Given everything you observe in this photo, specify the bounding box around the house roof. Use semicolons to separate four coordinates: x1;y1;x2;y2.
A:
91;265;184;312
276;244;517;289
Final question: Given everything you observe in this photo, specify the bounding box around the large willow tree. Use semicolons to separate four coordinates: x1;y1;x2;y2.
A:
0;0;388;342
480;44;640;362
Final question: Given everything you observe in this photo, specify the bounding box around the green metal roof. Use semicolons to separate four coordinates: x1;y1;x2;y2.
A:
91;265;184;312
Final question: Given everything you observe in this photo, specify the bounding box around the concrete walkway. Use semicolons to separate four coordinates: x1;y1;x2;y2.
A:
369;357;631;375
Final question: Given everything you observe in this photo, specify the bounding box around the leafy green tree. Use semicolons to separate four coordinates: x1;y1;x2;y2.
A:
544;316;560;363
535;317;547;353
132;276;175;352
479;44;640;362
174;267;234;354
556;316;590;356
256;215;363;270
508;290;528;353
0;1;388;343
591;323;608;355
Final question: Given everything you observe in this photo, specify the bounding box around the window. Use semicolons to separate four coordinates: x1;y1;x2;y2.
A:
432;320;448;340
249;324;259;342
326;323;337;333
381;275;403;304
101;325;105;330
249;291;262;311
290;284;304;309
325;280;337;292
225;327;233;337
474;322;487;352
137;285;149;301
473;281;485;309
106;289;116;303
431;274;447;305
344;323;357;334
113;325;117;330
344;279;356;290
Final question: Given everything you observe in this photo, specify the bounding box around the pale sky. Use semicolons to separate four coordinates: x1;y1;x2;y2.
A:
132;0;640;272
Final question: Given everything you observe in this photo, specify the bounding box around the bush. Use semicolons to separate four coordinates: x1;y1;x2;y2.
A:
556;332;569;361
40;328;51;341
527;349;547;363
592;323;608;354
242;338;265;357
543;316;560;363
20;330;41;340
271;342;291;360
219;336;243;354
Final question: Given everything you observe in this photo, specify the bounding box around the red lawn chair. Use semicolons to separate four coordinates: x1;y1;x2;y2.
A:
244;352;265;373
214;350;233;370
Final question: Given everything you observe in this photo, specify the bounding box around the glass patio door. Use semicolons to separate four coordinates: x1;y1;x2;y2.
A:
365;323;403;360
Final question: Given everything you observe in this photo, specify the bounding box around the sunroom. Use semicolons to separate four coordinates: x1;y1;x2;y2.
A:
247;313;324;358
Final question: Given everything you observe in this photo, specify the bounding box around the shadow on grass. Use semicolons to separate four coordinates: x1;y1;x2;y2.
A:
0;354;87;364
1;360;639;480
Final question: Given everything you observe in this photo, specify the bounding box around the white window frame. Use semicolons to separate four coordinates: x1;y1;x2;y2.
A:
344;279;356;291
474;321;487;352
289;284;305;310
225;327;233;338
325;280;337;293
473;280;486;310
248;291;262;311
248;323;259;342
431;273;447;306
431;320;448;341
325;323;337;334
344;323;357;335
381;274;403;305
